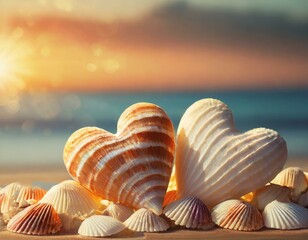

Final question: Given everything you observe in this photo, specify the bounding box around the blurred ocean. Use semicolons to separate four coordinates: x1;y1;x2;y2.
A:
0;89;307;169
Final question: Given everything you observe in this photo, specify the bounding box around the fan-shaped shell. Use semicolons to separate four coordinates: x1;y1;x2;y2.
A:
211;199;263;231
252;184;291;210
0;182;22;214
263;200;308;229
163;196;214;230
124;208;169;232
39;180;101;231
63;103;175;215
271;167;307;201
103;202;134;222
16;186;46;207
163;190;177;207
298;191;308;207
78;215;126;237
7;203;62;235
175;99;287;208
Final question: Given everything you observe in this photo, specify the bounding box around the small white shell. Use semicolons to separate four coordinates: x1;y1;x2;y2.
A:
0;182;22;214
263;200;308;229
78;215;126;237
211;199;263;231
103;202;134;222
163;196;214;230
124;208;169;232
271;167;307;201
252;184;291;210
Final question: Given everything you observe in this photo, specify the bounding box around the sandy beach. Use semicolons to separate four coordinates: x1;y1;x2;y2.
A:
1;158;308;239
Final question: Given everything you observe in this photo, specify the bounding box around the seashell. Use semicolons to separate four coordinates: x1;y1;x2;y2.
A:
124;208;169;232
298;191;308;208
263;200;308;229
163;190;177;207
63;103;175;215
163;196;214;230
251;184;291;210
103;202;134;222
39;180;101;231
78;215;126;237
16;186;46;207
175;98;287;208
0;182;22;214
7;203;62;235
271;167;307;201
211;199;263;231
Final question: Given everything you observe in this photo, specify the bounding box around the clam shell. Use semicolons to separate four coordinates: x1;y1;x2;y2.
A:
39;180;101;231
103;202;134;222
176;99;287;208
263;200;308;229
211;199;263;231
78;215;126;237
163;190;177;207
0;182;22;214
271;167;307;201
298;191;308;208
16;186;46;207
252;184;291;210
63;103;175;215
124;208;169;232
7;203;62;235
163;196;214;230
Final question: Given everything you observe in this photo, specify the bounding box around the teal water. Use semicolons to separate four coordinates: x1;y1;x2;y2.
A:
0;89;307;168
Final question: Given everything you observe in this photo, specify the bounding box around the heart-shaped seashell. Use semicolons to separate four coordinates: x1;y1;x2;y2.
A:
271;167;307;201
263;200;308;229
163;196;214;230
211;199;263;231
16;186;46;207
251;184;291;210
78;215;126;237
64;103;175;215
39;180;101;231
124;208;170;232
176;98;287;208
7;203;62;235
103;202;134;222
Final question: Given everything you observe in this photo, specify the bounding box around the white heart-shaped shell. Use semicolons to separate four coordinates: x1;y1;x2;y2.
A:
176;99;287;208
39;180;101;231
271;167;308;201
124;208;169;232
7;203;62;235
252;184;291;210
163;196;214;230
211;199;263;231
263;200;308;229
78;215;126;237
103;202;134;222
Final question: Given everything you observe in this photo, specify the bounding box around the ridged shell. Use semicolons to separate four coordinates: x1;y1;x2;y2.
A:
263;200;308;229
211;199;263;231
163;190;177;207
78;215;126;237
16;186;46;207
0;182;22;214
252;184;291;210
163;196;214;230
63;103;175;215
176;99;287;208
7;203;62;235
39;180;101;231
103;202;134;222
298;191;308;207
271;167;307;201
124;208;169;232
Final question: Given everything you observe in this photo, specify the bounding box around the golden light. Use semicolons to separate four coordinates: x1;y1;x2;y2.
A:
0;56;13;79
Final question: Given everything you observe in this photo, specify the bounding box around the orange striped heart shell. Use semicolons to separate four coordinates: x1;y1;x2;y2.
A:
63;103;175;215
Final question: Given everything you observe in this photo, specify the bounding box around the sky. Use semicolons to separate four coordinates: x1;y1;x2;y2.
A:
0;0;308;94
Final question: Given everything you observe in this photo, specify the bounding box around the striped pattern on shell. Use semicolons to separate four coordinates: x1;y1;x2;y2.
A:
63;103;175;215
176;98;287;208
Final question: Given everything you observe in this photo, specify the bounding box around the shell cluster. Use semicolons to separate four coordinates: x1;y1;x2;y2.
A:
1;99;308;237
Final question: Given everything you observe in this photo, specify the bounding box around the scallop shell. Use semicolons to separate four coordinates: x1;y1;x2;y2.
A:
252;184;291;210
63;103;175;215
211;199;263;231
16;186;46;207
78;215;126;237
163;196;214;230
163;190;177;207
298;191;308;208
176;99;287;208
103;202;134;222
124;208;169;232
0;182;22;214
7;203;62;235
263;200;308;229
39;180;101;231
271;167;307;201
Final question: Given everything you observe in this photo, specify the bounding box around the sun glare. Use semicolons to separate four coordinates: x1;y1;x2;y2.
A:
0;56;13;79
